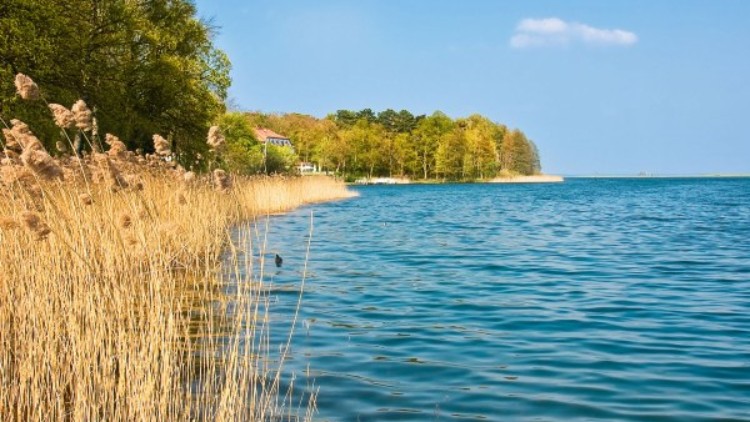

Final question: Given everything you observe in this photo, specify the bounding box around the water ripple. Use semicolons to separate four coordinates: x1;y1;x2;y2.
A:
238;178;750;421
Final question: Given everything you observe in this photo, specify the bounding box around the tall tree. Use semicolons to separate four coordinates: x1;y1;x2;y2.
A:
460;115;498;179
499;129;540;175
376;109;398;132
435;128;466;180
410;111;454;179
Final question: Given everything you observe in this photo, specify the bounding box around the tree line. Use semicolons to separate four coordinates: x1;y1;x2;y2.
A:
241;109;542;180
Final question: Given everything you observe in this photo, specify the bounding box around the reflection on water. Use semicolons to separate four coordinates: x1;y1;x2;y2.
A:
242;178;750;421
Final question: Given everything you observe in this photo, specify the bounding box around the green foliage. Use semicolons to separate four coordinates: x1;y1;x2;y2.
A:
500;130;541;176
412;112;455;179
435;130;466;180
0;0;230;164
218;112;259;174
217;112;298;175
247;108;543;180
265;144;297;174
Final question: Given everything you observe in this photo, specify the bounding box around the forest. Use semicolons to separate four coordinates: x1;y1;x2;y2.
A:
241;109;542;181
1;0;541;181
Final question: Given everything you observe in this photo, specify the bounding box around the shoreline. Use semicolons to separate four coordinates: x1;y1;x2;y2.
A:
565;174;750;179
488;174;564;183
351;174;565;185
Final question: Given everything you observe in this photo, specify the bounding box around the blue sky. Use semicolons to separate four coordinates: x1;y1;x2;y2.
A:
194;0;750;175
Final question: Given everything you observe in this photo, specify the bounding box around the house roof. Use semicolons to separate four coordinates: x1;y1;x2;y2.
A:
254;128;289;142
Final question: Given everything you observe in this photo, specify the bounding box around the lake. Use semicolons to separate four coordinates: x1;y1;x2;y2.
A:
244;178;750;421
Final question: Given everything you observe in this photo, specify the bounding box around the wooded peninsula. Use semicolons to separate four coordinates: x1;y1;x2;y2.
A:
240;110;543;181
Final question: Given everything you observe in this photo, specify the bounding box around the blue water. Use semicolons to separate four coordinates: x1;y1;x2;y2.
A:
254;178;750;421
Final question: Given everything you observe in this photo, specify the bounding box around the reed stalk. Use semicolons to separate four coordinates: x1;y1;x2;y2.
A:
1;133;354;420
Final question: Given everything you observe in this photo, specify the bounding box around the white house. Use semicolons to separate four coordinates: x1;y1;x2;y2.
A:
253;128;294;149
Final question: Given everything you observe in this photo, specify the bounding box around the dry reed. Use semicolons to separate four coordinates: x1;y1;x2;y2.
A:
14;73;40;100
153;134;171;156
71;100;93;131
207;125;225;151
48;104;76;129
1;90;357;420
213;168;231;192
0;165;353;420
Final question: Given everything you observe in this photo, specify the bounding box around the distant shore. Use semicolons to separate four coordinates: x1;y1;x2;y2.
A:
488;175;564;183
352;174;565;185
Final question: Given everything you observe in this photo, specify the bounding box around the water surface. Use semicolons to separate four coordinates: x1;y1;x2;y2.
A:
249;178;750;421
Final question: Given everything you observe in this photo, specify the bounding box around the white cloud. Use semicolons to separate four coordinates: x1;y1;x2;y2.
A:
510;18;637;49
517;17;569;34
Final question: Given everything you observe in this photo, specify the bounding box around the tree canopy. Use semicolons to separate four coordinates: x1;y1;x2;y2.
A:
246;109;542;180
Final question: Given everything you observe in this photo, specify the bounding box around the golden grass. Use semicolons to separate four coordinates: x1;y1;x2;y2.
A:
0;152;356;420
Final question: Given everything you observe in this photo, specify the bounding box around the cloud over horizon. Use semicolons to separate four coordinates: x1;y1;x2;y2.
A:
510;18;638;48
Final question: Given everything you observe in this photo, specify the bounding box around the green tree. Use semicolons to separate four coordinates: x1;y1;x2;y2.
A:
376;109;398;132
460;115;499;179
317;118;351;175
310;118;340;172
265;144;296;174
410;111;454;179
392;132;415;177
395;109;419;133
499;129;540;175
435;128;466;180
218;112;263;174
332;110;358;128
340;119;386;177
356;108;376;123
0;0;230;164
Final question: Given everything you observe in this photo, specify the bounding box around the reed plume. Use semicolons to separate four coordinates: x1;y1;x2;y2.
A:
3;150;19;160
20;147;64;181
48;104;76;129
72;132;83;155
2;128;19;150
14;73;40;100
207;125;225;150
71;99;93;131
8;120;45;152
105;133;128;158
9;119;31;135
93;153;128;190
153;134;171;156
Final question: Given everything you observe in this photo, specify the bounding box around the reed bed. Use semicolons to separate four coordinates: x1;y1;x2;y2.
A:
0;75;357;421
